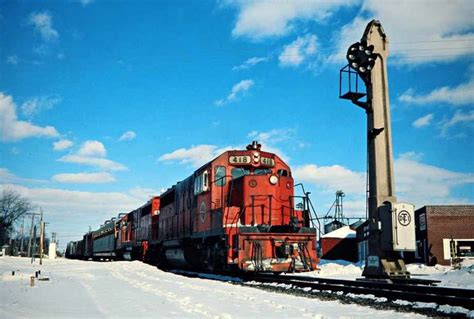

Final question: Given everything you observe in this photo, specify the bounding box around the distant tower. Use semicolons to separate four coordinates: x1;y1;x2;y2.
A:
334;190;345;222
324;190;346;234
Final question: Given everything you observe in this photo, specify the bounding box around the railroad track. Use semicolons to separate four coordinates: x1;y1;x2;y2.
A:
171;269;474;315
246;273;474;310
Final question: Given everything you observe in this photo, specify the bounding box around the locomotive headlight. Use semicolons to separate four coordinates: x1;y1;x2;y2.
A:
269;175;278;185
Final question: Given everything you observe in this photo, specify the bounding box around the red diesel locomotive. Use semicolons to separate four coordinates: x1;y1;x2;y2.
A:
67;142;319;273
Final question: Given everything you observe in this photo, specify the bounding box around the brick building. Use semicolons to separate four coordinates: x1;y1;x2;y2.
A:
412;205;474;265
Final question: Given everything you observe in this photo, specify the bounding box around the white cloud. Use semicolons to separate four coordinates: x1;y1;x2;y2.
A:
247;128;294;144
58;154;126;171
247;128;296;161
279;34;318;67
215;79;254;106
6;55;18;65
412;114;434;128
0;183;143;218
58;140;126;171
158;143;246;168
158;145;220;168
440;110;474;137
128;187;159;202
21;95;62;117
28;12;59;41
0;168;47;184
228;0;356;40
293;164;366;194
158;130;299;169
119;131;137;141
53;139;74;151
232;56;269;71
0;183;158;249
77;140;107;157
395;152;474;205
399;80;474;106
294;153;474;216
0;92;59;142
330;0;474;64
52;172;116;184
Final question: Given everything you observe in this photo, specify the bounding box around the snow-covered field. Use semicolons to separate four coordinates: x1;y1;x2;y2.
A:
0;256;472;318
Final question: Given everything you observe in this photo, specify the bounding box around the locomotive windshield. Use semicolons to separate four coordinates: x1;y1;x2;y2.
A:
231;167;249;179
254;168;271;175
231;167;274;179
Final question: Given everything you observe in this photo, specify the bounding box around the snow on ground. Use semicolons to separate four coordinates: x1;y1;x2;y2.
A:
296;259;474;289
0;256;421;319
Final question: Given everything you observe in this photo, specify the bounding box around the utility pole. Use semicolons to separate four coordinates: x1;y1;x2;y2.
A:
27;213;36;257
39;209;44;265
20;217;25;254
31;224;37;264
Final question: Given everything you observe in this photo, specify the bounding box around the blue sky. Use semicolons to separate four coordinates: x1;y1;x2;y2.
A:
1;0;473;247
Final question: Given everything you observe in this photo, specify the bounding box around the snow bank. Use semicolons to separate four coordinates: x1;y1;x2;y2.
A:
408;260;474;289
294;258;474;289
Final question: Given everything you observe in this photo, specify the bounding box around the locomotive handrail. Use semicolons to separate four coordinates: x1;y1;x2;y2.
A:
294;183;322;239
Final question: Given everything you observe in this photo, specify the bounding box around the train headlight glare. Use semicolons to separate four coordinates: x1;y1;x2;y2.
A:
269;175;278;185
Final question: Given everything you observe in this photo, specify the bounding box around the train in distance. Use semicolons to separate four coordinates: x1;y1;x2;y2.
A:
67;141;320;273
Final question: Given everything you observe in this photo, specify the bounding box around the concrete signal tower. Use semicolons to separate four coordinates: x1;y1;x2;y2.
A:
340;20;416;279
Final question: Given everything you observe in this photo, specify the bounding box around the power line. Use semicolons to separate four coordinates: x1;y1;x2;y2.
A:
326;53;474;62
392;39;474;44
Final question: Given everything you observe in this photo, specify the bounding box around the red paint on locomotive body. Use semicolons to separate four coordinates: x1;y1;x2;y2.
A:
68;142;319;272
151;142;319;272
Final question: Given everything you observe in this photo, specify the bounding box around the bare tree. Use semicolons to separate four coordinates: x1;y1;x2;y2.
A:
0;189;34;246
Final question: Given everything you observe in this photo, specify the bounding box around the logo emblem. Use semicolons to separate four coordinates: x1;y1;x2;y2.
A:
398;210;411;226
199;201;207;223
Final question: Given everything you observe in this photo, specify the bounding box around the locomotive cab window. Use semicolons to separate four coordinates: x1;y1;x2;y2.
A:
214;166;226;187
277;169;288;176
231;167;249;180
194;171;209;195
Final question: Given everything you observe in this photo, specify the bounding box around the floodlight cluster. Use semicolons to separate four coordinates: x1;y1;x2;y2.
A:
346;42;377;79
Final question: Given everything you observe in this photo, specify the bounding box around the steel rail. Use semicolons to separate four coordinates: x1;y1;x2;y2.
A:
247;274;474;310
254;273;474;299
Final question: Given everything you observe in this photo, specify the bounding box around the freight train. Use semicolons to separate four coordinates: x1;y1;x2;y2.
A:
66;142;319;273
